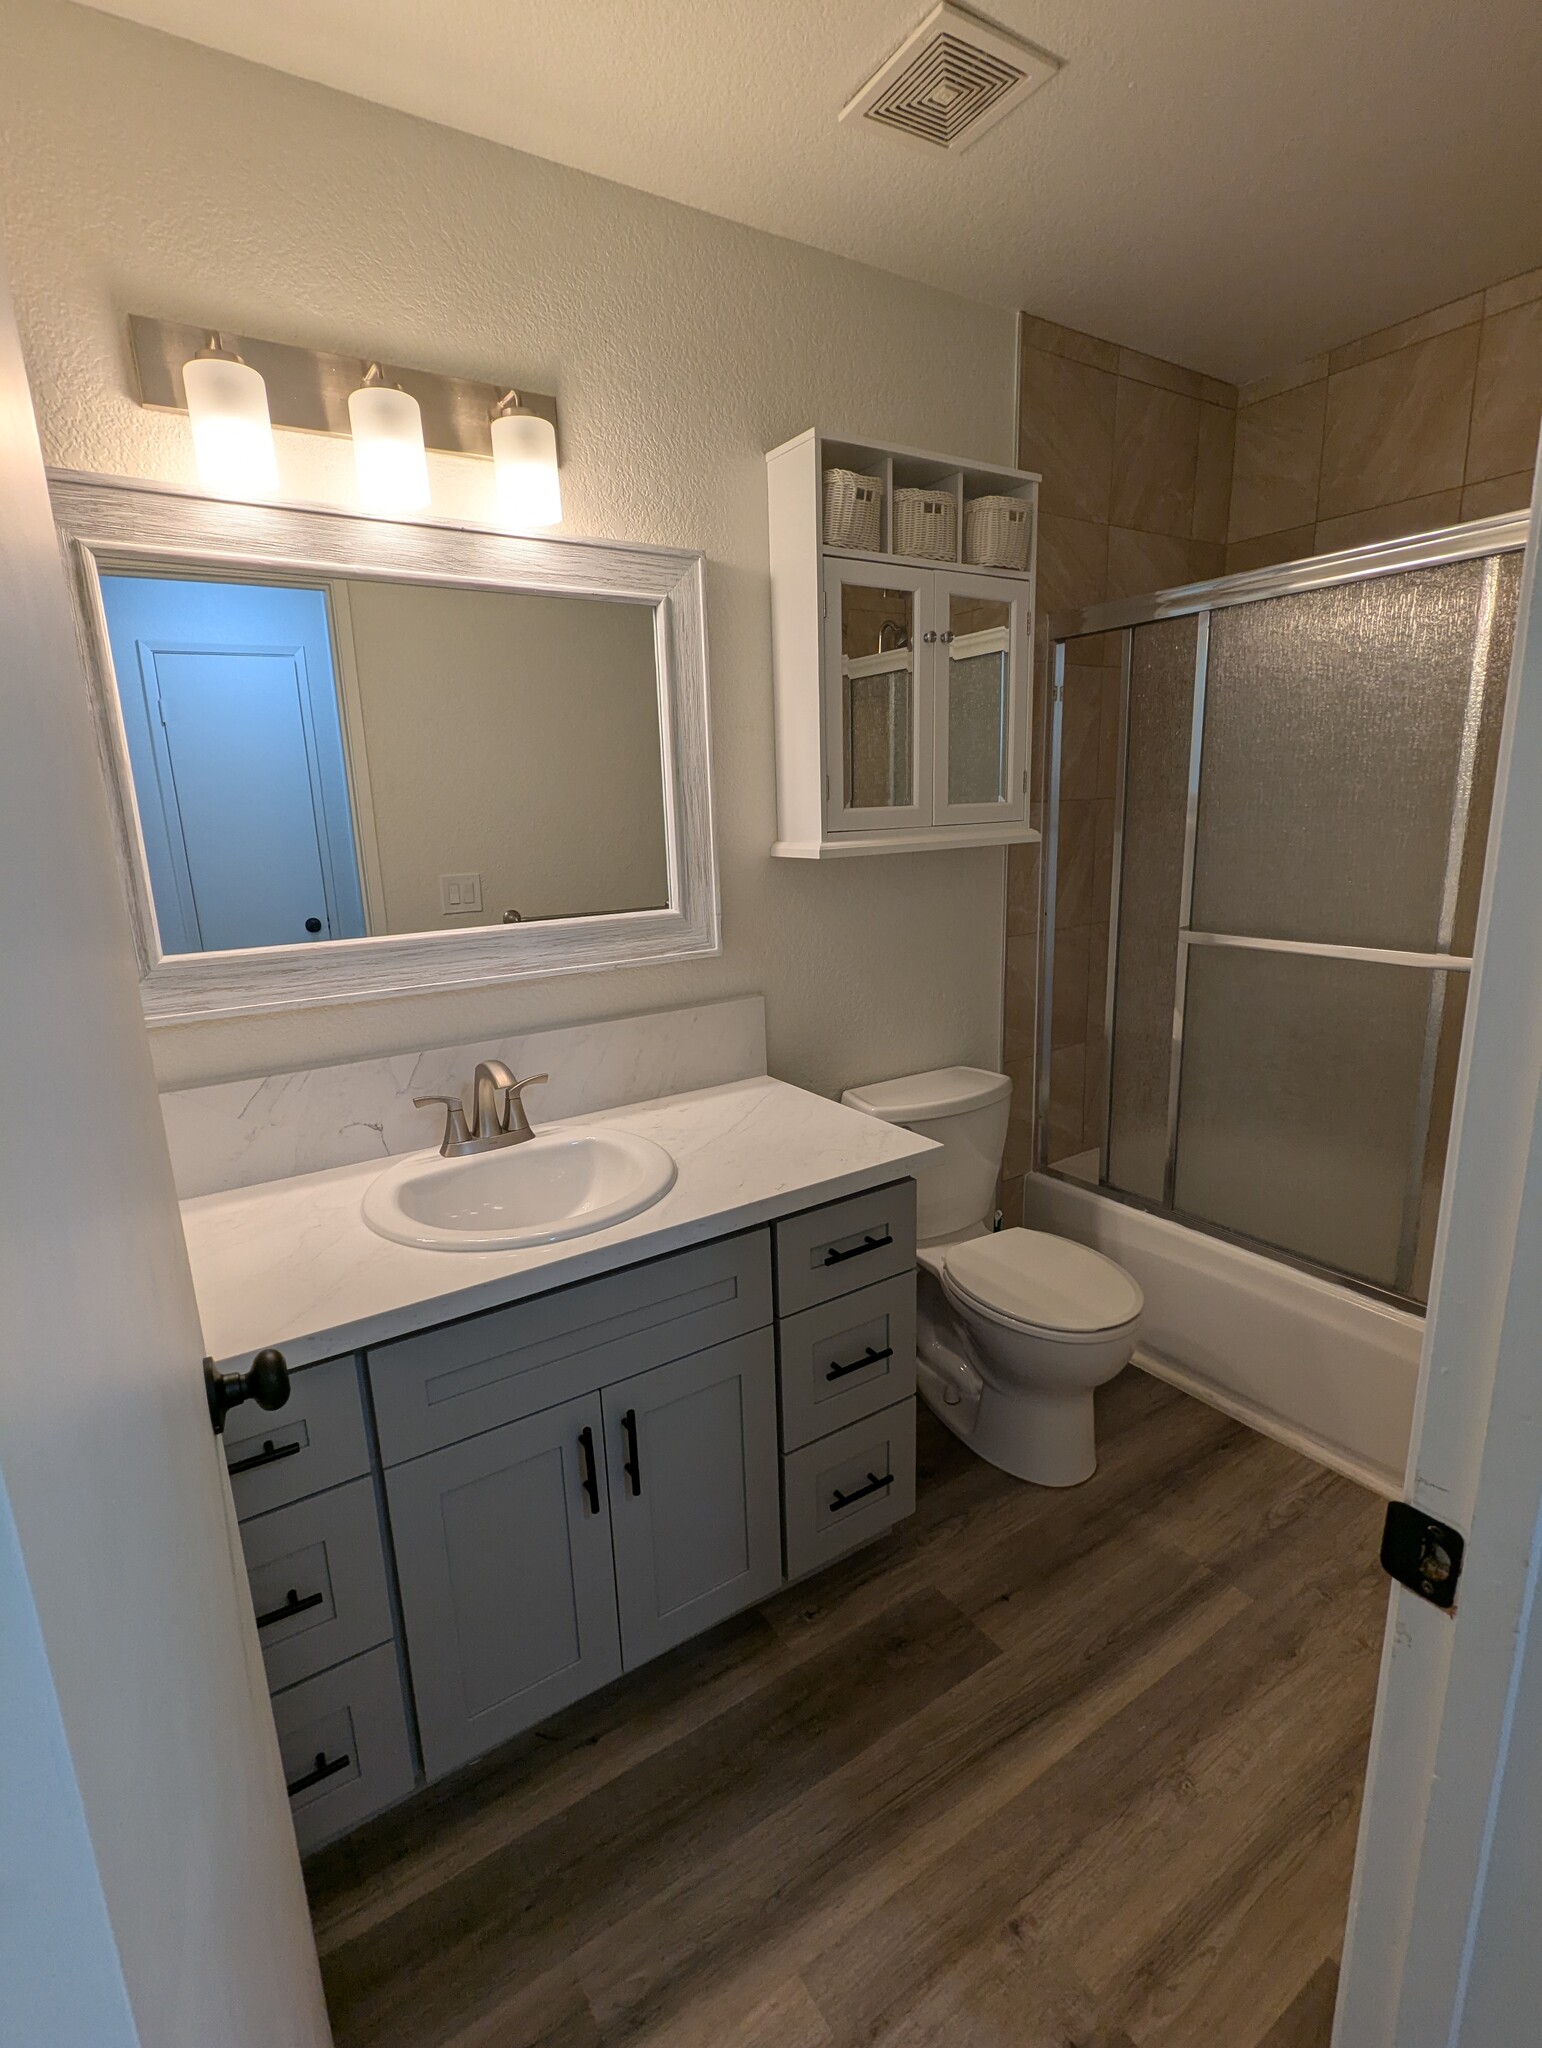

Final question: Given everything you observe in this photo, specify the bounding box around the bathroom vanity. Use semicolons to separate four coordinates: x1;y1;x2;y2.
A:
183;1072;930;1852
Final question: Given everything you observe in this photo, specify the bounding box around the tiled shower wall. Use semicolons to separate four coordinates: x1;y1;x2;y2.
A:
1001;270;1542;1228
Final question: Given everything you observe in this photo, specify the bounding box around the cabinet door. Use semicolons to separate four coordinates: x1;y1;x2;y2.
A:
930;569;1030;826
822;558;933;832
603;1330;782;1668
386;1392;622;1780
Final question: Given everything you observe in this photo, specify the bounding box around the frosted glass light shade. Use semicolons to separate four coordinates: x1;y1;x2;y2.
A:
492;408;561;528
182;352;278;496
348;381;430;512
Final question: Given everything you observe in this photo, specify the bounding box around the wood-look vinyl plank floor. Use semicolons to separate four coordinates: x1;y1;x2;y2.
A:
306;1371;1386;2048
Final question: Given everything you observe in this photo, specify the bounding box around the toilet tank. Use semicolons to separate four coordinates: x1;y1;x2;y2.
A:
841;1067;1013;1240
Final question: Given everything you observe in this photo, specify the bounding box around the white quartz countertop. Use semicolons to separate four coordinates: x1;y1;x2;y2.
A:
182;1075;935;1369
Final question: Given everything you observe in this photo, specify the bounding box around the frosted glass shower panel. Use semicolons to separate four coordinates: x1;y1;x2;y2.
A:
1191;560;1494;950
1105;616;1199;1201
1173;945;1437;1289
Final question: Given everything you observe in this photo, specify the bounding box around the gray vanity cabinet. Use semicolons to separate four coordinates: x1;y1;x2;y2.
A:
384;1390;624;1781
604;1329;782;1668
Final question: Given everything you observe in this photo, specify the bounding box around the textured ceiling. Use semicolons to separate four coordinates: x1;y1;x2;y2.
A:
80;0;1542;382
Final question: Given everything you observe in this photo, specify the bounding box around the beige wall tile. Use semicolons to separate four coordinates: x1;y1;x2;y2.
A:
1318;325;1480;517
1051;924;1091;1049
1046;1044;1087;1163
1117;345;1233;408
1058;666;1104;801
1485;267;1542;318
1036;511;1109;618
1460;470;1534;521
1192;402;1235;544
1098;671;1123;797
1106;527;1206;600
1054;796;1098;927
1328;292;1485;375
1018;345;1118;523
997;1171;1027;1229
1003;932;1037;1065
1313;489;1464;555
1093;795;1116;907
1239;356;1329;407
1466;297;1542;484
1020;311;1120;373
1085;927;1110;1045
1003;1091;1036;1180
1228;382;1326;542
1110;377;1202;538
1225;526;1315;574
1006;841;1040;940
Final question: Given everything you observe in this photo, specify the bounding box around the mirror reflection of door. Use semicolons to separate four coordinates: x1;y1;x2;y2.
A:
840;581;916;811
944;590;1012;807
99;575;366;952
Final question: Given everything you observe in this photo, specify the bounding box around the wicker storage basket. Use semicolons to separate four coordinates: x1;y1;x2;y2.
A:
823;467;883;551
893;486;957;562
963;494;1032;571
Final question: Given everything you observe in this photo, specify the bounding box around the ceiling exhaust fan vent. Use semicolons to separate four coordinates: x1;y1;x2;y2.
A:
842;3;1061;153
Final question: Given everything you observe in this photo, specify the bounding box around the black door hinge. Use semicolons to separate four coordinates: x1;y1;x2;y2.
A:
1381;1500;1465;1610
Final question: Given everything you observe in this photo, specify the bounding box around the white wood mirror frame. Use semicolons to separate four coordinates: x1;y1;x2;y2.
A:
49;473;718;1024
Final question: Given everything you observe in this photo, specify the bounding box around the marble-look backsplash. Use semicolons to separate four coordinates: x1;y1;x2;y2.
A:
161;996;767;1199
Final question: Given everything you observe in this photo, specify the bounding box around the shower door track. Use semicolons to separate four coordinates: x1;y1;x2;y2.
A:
1038;511;1528;1311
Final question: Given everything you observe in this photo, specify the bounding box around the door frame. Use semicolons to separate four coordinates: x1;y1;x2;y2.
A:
1335;455;1542;2041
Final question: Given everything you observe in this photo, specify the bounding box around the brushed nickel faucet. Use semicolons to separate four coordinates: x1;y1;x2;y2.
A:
414;1064;549;1158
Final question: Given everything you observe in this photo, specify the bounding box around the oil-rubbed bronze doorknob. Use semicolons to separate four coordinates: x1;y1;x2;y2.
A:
204;1347;292;1435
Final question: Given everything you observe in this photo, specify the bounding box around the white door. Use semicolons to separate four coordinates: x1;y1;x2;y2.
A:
930;567;1030;827
1334;457;1542;2045
822;556;932;832
0;250;331;2046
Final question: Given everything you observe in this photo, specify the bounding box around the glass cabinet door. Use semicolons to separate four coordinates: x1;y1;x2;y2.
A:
930;571;1029;826
822;560;932;831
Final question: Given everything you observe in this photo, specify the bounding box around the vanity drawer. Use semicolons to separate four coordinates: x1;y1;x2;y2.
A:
272;1642;417;1857
223;1353;370;1520
777;1273;917;1453
239;1475;396;1696
773;1180;916;1317
781;1397;917;1581
367;1229;773;1466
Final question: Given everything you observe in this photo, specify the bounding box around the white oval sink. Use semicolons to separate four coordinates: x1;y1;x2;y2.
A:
361;1128;677;1252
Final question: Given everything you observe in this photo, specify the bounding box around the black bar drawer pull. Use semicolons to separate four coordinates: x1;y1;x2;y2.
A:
228;1437;302;1477
823;1232;893;1268
286;1749;351;1797
256;1586;325;1630
830;1470;894;1513
621;1409;642;1496
578;1425;601;1515
825;1344;893;1383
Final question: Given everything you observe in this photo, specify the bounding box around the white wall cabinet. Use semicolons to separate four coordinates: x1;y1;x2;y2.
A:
768;429;1040;858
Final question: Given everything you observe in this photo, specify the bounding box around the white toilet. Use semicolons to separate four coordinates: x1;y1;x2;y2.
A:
842;1066;1144;1488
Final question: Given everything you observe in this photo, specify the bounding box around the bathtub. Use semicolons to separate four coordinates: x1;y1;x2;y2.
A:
1023;1172;1421;1495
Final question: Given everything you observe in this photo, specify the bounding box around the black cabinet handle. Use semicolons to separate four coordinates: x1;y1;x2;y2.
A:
205;1348;291;1436
825;1344;893;1383
286;1750;350;1796
227;1437;302;1477
823;1232;893;1268
621;1409;642;1496
830;1470;894;1513
577;1426;600;1515
256;1586;325;1630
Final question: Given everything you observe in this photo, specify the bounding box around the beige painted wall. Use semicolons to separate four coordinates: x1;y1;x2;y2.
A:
0;0;1015;1094
339;580;667;932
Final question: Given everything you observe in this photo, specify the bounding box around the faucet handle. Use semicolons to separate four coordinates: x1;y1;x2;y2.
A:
502;1073;549;1139
414;1094;472;1156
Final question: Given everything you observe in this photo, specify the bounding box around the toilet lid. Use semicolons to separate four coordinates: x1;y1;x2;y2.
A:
942;1229;1143;1334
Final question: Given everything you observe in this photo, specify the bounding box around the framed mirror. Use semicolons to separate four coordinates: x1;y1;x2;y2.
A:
50;474;718;1022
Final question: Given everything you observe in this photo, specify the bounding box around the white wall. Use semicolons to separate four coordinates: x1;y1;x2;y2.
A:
0;0;1016;1096
341;578;668;930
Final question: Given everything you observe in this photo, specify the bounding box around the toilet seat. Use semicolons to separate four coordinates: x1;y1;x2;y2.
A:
939;1228;1143;1340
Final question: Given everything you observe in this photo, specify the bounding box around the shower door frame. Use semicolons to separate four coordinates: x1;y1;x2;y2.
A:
1038;510;1530;1309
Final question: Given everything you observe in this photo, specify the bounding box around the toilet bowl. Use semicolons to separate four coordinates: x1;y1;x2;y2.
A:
841;1067;1144;1487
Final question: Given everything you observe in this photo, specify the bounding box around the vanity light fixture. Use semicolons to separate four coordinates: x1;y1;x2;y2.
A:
348;364;431;512
181;334;279;496
491;391;562;529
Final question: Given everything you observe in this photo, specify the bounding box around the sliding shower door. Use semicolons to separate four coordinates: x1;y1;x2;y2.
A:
1043;526;1522;1304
